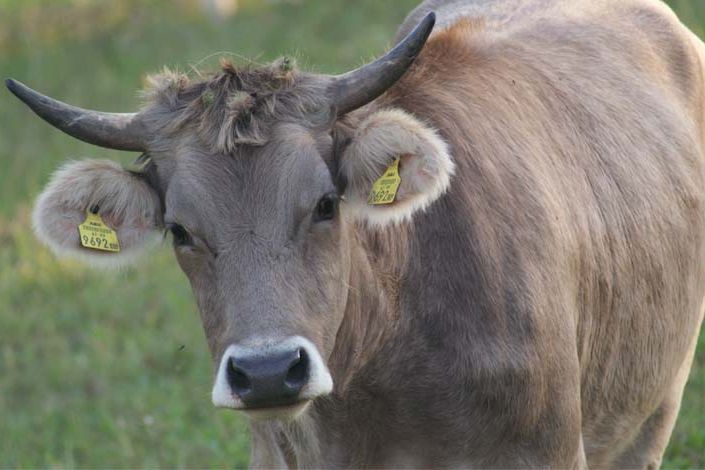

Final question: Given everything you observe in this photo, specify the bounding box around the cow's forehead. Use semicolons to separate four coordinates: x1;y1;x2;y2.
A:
159;124;335;242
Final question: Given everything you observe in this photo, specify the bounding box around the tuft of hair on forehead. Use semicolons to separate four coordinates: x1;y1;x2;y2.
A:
140;57;331;154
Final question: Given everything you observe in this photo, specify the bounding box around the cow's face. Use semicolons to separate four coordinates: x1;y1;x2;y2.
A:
8;13;453;420
158;120;352;419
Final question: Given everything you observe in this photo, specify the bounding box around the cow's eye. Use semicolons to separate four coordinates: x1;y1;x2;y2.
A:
314;193;339;222
168;223;192;246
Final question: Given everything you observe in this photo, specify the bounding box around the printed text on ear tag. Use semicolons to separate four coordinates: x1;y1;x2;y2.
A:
78;211;120;252
368;157;402;205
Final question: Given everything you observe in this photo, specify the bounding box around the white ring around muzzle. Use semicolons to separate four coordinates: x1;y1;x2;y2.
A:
212;336;333;413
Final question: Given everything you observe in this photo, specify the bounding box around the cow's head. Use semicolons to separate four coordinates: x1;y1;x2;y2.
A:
7;13;453;420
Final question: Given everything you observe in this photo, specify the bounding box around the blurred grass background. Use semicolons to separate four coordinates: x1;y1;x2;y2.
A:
0;0;703;467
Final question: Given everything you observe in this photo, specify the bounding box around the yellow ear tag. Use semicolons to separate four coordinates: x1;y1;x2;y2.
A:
78;210;120;252
368;157;402;205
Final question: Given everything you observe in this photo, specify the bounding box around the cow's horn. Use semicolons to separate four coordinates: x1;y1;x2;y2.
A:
5;78;146;151
329;12;436;116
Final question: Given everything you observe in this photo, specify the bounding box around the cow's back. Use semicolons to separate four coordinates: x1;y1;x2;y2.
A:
384;0;705;466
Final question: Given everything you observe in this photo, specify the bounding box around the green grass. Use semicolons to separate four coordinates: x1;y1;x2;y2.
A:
0;1;703;467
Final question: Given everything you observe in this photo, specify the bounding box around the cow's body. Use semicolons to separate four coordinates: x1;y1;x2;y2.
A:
249;1;705;467
9;0;705;467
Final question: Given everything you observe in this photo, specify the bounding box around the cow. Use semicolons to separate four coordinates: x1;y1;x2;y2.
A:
6;0;705;467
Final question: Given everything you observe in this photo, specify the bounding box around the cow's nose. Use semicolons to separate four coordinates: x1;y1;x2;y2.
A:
225;347;309;408
212;336;333;413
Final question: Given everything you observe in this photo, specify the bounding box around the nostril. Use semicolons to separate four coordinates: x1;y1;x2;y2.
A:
226;357;251;396
285;348;309;391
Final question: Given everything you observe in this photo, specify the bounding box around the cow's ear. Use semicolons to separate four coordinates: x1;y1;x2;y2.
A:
32;159;162;269
339;109;454;226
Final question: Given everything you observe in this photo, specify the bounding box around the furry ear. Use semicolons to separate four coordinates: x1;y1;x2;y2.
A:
339;109;454;226
32;159;162;268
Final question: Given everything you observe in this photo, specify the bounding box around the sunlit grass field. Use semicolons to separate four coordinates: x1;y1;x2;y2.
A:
1;1;704;467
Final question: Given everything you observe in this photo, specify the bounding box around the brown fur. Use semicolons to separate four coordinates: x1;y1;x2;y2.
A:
347;0;705;466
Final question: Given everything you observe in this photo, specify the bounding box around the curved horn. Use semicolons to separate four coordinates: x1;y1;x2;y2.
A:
330;12;436;116
5;78;146;151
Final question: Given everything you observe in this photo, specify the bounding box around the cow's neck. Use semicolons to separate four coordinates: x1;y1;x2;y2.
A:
328;221;412;392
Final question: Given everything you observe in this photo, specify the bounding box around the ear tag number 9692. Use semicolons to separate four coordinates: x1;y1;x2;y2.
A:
78;210;120;252
368;157;402;205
